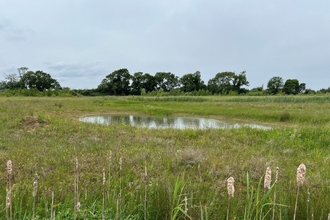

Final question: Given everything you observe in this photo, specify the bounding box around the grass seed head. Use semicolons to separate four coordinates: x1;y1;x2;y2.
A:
75;158;79;171
119;157;123;170
7;160;12;175
184;195;188;214
227;177;235;198
297;163;306;187
102;168;106;185
33;179;38;197
264;166;272;189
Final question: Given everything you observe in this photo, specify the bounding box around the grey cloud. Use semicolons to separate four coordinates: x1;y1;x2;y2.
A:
1;1;330;90
0;18;33;42
45;62;108;78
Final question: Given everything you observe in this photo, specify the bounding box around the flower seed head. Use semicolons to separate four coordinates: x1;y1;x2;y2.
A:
7;160;12;175
275;167;279;182
264;166;272;189
33;179;38;197
297;163;306;187
184;195;188;214
227;177;235;198
102;168;106;185
119;157;123;170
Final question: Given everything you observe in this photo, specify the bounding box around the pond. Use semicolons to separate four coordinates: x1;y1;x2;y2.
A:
79;115;271;130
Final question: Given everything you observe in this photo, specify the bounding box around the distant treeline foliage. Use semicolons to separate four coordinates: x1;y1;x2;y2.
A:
1;67;328;97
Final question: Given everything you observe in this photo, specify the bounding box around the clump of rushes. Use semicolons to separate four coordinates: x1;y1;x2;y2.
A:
6;160;13;220
294;163;306;220
102;168;106;220
226;177;235;220
264;167;272;190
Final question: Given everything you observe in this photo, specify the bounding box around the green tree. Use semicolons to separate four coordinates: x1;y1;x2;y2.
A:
20;70;61;91
207;72;235;94
232;71;249;93
0;73;21;89
283;79;301;95
154;72;179;92
267;76;284;95
131;72;157;95
180;71;206;93
97;68;131;95
299;83;306;94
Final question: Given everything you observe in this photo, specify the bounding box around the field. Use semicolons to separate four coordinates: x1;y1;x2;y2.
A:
1;96;330;219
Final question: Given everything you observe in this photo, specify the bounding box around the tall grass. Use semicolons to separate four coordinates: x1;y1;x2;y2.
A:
1;96;330;218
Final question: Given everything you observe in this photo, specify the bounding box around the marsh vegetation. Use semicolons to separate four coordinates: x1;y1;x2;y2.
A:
1;96;330;219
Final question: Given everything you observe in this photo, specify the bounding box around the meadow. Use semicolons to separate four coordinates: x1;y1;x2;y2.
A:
1;95;330;219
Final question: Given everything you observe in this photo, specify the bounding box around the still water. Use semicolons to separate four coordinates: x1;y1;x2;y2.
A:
79;115;271;130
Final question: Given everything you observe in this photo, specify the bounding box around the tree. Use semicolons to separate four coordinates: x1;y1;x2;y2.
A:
20;70;61;91
180;71;206;93
154;72;179;92
207;71;249;94
97;68;131;95
299;83;306;94
207;72;235;94
267;76;284;95
283;79;301;95
232;71;249;93
17;67;28;77
131;72;157;95
1;73;21;89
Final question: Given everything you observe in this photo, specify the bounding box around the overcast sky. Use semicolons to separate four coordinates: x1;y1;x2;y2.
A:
1;1;329;90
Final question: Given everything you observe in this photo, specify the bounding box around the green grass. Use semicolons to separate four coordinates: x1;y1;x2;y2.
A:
1;96;330;219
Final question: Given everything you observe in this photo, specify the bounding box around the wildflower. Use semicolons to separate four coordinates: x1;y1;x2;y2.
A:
297;163;306;187
227;177;235;198
264;166;272;189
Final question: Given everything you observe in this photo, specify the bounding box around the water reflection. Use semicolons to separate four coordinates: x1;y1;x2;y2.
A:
79;115;271;130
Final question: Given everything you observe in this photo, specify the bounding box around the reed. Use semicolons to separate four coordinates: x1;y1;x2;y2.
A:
6;160;13;220
102;168;106;220
32;174;38;220
116;157;123;220
107;150;112;203
51;191;55;220
74;158;80;220
272;167;279;220
184;195;188;220
143;165;148;220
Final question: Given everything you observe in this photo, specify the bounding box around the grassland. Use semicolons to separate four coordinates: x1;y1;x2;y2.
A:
1;95;330;219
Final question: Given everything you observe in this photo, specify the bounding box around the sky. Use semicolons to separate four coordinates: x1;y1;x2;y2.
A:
1;1;329;90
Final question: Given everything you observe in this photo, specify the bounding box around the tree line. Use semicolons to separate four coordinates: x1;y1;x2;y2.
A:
0;67;327;96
